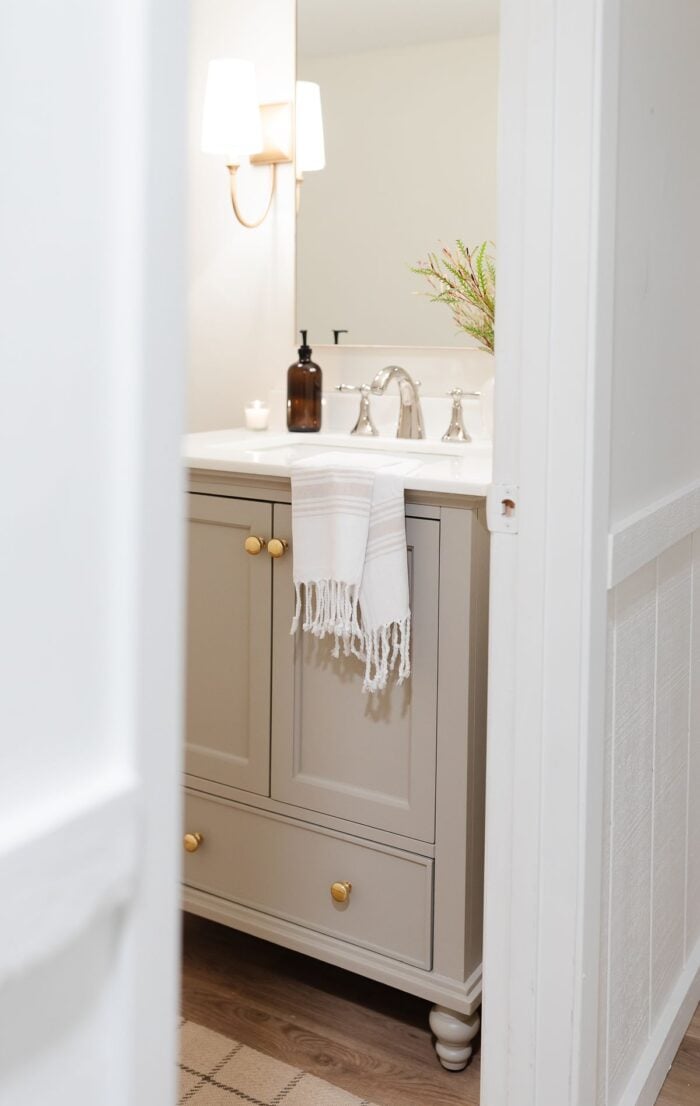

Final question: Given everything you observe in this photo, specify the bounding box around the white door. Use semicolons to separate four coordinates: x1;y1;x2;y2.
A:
483;3;700;1106
0;2;187;1104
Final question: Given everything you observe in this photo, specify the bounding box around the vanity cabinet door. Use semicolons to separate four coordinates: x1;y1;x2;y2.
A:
185;494;272;795
270;504;439;842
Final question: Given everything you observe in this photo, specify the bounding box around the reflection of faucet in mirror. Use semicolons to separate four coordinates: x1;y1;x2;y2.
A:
370;366;425;440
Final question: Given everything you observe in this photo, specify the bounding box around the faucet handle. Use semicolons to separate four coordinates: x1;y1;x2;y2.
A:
336;384;378;436
445;387;481;399
442;388;473;443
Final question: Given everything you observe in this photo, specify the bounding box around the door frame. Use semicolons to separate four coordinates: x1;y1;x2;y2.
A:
115;0;189;1099
481;2;617;1103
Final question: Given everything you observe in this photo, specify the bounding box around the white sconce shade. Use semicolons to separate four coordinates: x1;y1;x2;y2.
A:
201;59;263;163
295;81;325;173
201;58;294;229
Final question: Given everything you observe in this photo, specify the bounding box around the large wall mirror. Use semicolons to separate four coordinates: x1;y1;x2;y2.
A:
296;0;500;349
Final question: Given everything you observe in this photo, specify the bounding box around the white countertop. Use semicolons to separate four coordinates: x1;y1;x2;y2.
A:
185;428;492;498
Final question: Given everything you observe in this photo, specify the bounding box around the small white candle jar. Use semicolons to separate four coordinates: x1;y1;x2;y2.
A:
244;400;269;430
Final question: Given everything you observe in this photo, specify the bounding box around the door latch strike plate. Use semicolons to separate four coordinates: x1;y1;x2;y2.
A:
486;483;519;534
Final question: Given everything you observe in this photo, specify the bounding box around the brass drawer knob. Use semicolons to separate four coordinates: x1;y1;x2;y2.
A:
184;832;204;853
244;535;265;556
267;538;289;559
330;880;352;903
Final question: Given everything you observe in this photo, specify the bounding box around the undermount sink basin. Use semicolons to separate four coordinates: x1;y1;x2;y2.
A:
184;424;493;498
206;431;490;460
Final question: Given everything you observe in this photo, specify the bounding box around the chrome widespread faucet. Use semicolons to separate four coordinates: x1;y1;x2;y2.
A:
370;365;425;440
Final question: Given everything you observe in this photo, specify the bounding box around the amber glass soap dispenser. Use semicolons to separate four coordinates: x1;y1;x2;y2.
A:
287;330;322;432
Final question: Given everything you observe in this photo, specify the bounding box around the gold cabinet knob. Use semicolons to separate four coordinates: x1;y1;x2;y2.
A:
183;832;204;853
267;538;289;559
244;535;265;556
330;880;352;903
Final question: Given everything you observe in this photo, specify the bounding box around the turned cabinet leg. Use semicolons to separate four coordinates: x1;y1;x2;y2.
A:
429;1004;480;1071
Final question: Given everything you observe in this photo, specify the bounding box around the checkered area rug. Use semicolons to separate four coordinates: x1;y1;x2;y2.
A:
179;1021;380;1106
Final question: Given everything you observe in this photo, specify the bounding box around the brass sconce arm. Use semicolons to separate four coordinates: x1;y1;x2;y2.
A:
227;163;277;229
226;102;292;229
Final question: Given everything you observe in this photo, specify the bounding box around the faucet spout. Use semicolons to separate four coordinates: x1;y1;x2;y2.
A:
370;365;425;440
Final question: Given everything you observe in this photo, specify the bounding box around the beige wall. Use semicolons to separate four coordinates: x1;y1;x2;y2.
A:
188;0;296;431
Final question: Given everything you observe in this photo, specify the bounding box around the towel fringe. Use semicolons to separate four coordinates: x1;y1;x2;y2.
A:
291;581;410;693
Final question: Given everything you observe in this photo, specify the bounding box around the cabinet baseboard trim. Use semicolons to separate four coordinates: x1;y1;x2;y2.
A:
183;888;482;1015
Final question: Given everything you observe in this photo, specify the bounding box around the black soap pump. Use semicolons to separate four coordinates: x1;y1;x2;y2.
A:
287;330;322;432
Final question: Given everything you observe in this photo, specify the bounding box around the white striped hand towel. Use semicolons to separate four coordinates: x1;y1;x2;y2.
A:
290;452;413;693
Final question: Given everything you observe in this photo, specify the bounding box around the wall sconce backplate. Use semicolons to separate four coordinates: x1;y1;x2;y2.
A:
250;102;294;166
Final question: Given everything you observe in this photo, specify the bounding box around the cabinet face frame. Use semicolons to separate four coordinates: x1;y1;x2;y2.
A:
185;493;272;795
270;503;439;842
432;505;490;983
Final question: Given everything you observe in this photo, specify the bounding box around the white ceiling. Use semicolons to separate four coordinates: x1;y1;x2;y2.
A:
298;0;500;59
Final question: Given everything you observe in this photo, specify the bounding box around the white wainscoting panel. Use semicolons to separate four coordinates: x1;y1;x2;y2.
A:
605;561;656;1103
651;540;692;1022
597;531;700;1105
597;603;615;1106
689;537;700;954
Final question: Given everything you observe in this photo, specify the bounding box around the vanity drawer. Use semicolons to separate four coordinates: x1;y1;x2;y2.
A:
183;789;433;969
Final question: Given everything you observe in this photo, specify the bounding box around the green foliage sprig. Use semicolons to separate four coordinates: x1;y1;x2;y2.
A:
411;240;496;353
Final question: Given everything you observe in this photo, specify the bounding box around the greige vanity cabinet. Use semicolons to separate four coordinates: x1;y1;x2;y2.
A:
183;471;489;1071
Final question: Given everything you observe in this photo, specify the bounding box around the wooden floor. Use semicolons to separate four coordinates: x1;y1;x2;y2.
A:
181;913;480;1106
656;1004;700;1105
181;912;698;1106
